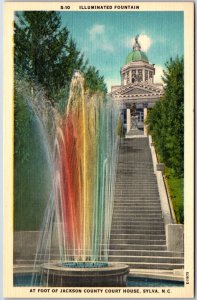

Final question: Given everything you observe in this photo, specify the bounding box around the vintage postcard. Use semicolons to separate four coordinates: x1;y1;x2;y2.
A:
3;1;194;298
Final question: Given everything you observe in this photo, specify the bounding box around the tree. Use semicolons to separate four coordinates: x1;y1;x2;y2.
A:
14;11;108;230
84;66;107;96
14;11;107;104
14;12;85;102
146;56;184;177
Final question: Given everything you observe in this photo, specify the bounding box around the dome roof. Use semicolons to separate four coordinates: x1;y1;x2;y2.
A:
125;50;149;64
125;34;149;64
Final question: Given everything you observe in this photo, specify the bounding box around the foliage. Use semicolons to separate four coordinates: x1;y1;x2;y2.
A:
14;80;52;230
14;81;33;163
146;56;184;224
84;66;107;96
14;113;52;231
165;167;184;224
14;11;107;109
146;56;184;177
14;11;107;164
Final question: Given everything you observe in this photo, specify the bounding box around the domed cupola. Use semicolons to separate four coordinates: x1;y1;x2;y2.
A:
121;34;155;86
125;34;149;64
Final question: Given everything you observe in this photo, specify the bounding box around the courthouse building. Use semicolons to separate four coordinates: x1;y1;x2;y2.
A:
109;35;164;134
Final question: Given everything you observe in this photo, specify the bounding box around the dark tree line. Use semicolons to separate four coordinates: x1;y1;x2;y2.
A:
14;11;107;162
14;11;107;108
146;57;184;177
14;12;108;230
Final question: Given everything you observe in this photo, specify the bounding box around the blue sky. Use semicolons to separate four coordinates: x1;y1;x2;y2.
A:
60;11;184;91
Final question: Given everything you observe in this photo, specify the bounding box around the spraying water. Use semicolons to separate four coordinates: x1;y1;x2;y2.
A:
20;72;120;281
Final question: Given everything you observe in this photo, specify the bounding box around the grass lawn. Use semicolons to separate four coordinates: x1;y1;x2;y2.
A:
165;167;184;224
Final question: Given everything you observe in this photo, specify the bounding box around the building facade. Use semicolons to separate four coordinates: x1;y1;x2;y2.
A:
109;35;164;135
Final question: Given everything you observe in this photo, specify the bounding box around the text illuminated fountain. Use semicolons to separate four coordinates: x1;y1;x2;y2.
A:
30;71;129;287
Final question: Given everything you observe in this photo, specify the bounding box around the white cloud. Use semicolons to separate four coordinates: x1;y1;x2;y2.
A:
88;24;114;53
154;65;165;84
125;34;152;52
89;24;105;38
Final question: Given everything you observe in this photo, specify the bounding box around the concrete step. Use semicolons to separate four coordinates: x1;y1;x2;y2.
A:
118;168;154;171
111;229;165;235
109;138;183;272
108;250;184;257
114;205;161;209
113;205;161;209
110;233;166;240
113;210;162;214
115;190;157;193
110;239;166;245
117;176;155;179
107;255;184;264
114;200;161;204
114;199;160;203
113;208;161;212
107;261;184;270
112;216;164;221
117;172;155;176
113;209;162;213
115;196;160;199
117;169;154;172
117;167;154;170
113;212;163;217
115;190;158;192
112;217;164;227
111;224;164;230
118;156;152;159
108;244;167;251
114;198;161;203
115;193;159;196
115;186;158;188
111;224;164;229
116;166;154;169
115;190;158;193
115;186;158;189
114;199;161;202
116;182;157;184
112;223;164;228
114;196;160;200
111;221;164;227
115;179;157;182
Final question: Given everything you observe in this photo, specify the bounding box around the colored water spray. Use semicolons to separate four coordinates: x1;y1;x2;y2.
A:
28;72;120;272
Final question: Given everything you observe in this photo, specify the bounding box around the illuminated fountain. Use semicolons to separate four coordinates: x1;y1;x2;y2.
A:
30;71;129;287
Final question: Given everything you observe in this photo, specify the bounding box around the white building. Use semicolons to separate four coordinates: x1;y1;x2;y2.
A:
109;35;164;135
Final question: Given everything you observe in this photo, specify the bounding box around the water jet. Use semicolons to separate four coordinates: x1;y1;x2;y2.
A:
29;72;128;287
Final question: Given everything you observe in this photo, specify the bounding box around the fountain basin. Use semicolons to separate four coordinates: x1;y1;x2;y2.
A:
41;263;129;287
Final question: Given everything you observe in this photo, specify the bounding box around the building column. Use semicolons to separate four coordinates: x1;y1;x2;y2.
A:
126;108;131;133
143;105;148;136
142;69;145;82
129;70;132;83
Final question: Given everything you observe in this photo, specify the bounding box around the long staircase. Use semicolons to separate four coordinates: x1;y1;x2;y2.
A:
109;137;184;270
